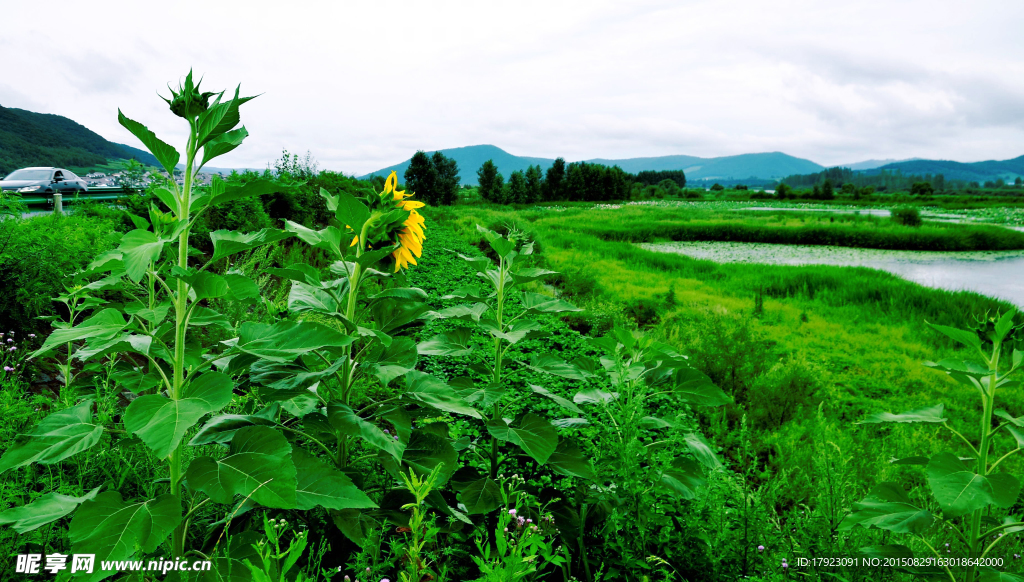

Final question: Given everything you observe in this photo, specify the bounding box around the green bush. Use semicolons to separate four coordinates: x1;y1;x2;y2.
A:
624;297;659;326
891;205;922;227
748;358;819;429
0;214;122;333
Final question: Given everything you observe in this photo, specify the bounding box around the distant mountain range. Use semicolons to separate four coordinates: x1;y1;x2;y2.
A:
842;158;920;171
864;157;1024;182
360;145;826;185
4;105;1023;184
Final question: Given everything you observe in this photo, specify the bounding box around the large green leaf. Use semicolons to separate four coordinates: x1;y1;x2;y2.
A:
293;449;376;511
200;126;248;169
0;487;101;533
223;272;261;304
287;280;342;315
838;482;934;533
210;229;292;262
520;292;580;314
382;431;459;485
365;337;418;385
196;85;255;146
861;404;947;424
525;354;591;381
459;477;503;515
201;179;287;209
573;388;619;405
69;492;181;581
327;403;405;462
117;110;180;175
171;269;229;301
284;221;345;259
672;367;730;406
658;457;706;499
404;371;483;419
926;321;983;350
75;333;153;360
486;412;558;464
547;440;596;480
188;405;280;445
330;508;378;546
32;308;127;359
117;230;167;283
531;385;583;414
330;189;371;234
684;433;722;470
417;328;474;357
927;452;1019;517
123;372;234;458
233;320;354;362
511;267;558;285
186;426;298;508
0;400;104;473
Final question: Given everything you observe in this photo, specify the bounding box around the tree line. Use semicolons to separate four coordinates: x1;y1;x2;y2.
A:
477;158;688;204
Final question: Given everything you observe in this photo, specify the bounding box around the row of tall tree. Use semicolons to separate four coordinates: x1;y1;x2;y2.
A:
478;158;639;204
403;151;461;206
780;166;989;193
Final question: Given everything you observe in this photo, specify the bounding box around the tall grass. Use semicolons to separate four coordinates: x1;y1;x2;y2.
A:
540;207;1024;251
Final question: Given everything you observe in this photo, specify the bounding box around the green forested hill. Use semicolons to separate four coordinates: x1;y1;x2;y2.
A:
869;156;1024;182
0;105;158;175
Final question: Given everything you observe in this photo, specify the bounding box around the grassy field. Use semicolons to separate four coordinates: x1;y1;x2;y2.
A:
427;204;1024;491
490;202;1024;251
3;193;1022;582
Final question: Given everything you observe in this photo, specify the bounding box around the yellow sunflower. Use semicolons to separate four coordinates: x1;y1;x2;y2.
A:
382;172;426;271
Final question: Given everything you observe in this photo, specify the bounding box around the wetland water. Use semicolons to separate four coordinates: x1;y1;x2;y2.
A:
640;241;1024;308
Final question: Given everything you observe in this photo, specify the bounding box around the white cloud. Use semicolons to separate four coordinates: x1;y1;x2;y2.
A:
1;0;1022;173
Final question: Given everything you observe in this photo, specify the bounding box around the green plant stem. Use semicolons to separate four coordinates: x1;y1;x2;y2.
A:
987;447;1021;473
339;219;373;407
918;536;957;582
169;120;197;560
489;257;507;480
965;341;1001;582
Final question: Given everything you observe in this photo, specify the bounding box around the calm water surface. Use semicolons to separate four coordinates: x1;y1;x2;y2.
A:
640;241;1024;308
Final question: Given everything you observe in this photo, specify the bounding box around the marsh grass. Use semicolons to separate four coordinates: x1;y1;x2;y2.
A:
428;204;1024;520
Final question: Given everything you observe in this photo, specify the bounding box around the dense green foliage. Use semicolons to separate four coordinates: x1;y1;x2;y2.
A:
5;74;1024;582
404;151;460;206
0;209;127;334
636;169;687;188
544;204;1024;251
479;158;635;204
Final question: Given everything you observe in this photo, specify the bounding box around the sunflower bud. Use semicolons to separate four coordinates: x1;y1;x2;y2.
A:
161;72;218;119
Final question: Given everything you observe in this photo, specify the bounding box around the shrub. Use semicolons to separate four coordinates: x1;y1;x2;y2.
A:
549;267;598;298
0;214;121;333
748;358;819;429
890;206;922;227
624;297;659;326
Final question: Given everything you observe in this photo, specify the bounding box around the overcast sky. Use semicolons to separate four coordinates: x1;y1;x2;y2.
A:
3;0;1023;174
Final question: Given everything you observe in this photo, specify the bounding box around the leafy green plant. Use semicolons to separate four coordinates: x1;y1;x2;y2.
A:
469;474;567;582
841;310;1024;581
527;326;729;579
0;71;359;575
395;466;444;582
892;206;923;227
243;515;312;582
418;225;593;506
